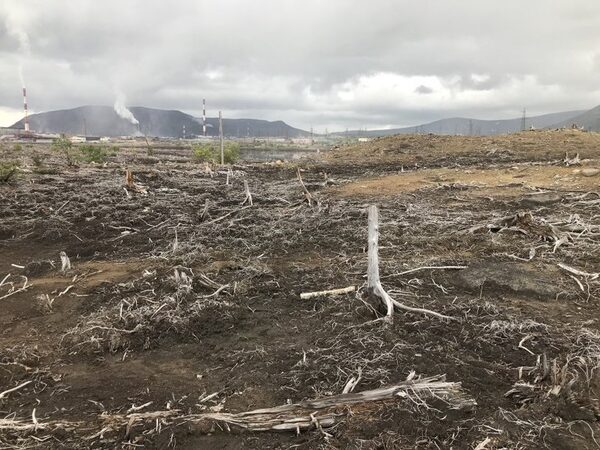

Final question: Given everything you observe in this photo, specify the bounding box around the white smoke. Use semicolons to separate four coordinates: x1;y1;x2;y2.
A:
113;92;139;125
18;64;25;89
5;6;31;89
5;8;31;55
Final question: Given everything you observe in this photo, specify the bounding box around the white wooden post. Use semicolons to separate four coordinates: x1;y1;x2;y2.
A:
219;111;224;165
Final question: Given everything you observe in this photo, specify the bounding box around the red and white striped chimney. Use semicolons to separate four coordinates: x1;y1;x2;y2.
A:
22;87;30;132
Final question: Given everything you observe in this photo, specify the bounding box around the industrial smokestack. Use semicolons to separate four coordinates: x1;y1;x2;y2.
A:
22;86;29;132
202;98;207;137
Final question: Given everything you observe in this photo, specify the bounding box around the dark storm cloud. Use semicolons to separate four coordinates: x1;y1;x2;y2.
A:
415;85;433;95
1;0;599;130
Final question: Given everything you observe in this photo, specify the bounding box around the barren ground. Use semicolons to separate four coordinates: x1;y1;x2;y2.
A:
2;130;600;449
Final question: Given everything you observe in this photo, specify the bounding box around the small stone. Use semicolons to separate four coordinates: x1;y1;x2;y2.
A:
581;168;600;177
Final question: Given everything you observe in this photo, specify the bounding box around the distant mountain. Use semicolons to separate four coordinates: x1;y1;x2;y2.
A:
550;105;600;131
336;110;587;137
10;105;310;138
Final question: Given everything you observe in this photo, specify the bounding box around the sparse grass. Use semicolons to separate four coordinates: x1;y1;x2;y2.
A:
31;152;43;167
0;161;19;182
78;144;114;163
192;142;240;164
51;137;77;166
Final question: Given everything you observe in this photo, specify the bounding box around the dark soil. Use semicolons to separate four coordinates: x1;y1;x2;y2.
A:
1;134;600;449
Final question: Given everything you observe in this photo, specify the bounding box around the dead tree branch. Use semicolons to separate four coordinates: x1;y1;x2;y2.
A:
300;286;356;300
297;168;315;207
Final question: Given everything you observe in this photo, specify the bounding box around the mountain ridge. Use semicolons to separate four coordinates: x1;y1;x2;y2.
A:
10;105;310;138
335;108;594;137
550;105;600;131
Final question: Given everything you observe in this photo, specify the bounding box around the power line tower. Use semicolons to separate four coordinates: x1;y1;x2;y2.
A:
521;108;527;131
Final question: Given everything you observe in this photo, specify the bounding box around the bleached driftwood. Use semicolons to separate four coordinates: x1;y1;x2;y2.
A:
200;198;210;221
367;206;454;321
297;168;315;207
0;380;32;399
300;286;356;300
564;152;581;166
193;374;475;432
241;180;253;206
103;374;475;434
558;263;599;280
0;275;31;301
367;205;394;318
60;251;71;272
1;375;474;437
384;265;467;278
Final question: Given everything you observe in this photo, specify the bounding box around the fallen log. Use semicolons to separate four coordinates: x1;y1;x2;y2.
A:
109;374;475;433
1;375;475;438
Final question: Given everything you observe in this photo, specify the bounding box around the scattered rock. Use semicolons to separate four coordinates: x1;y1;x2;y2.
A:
452;261;560;300
581;168;600;177
519;193;562;208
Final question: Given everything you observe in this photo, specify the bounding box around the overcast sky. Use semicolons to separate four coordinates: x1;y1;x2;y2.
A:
1;0;599;131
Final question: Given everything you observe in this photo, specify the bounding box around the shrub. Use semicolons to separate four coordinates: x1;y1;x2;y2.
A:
79;145;109;163
192;143;215;162
192;142;240;164
31;152;44;167
0;161;19;182
13;143;22;152
52;138;77;166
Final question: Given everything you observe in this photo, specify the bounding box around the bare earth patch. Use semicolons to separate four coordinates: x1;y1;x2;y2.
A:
330;164;600;198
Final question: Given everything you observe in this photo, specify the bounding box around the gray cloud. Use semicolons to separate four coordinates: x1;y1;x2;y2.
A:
415;85;433;95
1;0;599;131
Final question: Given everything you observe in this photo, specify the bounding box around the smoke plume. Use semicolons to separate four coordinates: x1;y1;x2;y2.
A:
113;93;139;125
18;64;26;89
6;7;31;91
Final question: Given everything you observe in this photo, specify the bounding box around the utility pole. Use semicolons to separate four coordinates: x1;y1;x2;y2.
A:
521;108;527;131
219;111;224;165
203;99;207;137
